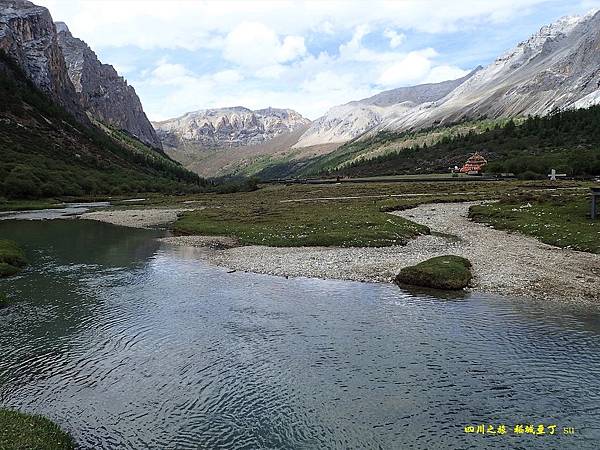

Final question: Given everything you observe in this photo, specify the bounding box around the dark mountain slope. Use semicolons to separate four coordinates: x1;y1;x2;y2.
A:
0;52;205;199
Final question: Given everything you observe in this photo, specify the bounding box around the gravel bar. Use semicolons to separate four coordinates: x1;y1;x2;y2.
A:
161;202;600;304
80;208;193;229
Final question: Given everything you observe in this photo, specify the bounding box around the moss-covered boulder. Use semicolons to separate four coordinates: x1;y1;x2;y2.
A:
395;255;473;290
0;408;74;450
0;240;27;277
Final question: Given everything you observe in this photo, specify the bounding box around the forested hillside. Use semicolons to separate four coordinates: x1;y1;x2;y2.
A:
0;52;206;199
327;106;600;178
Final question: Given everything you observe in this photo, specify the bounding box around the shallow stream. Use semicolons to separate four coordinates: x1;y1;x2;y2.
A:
0;218;599;449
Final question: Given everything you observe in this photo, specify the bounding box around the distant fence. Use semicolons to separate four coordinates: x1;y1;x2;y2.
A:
263;176;505;185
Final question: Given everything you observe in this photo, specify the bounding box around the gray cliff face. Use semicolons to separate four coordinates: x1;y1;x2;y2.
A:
56;22;162;150
153;106;311;149
0;0;87;123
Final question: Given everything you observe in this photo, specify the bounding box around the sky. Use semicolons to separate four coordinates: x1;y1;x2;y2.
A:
36;0;600;121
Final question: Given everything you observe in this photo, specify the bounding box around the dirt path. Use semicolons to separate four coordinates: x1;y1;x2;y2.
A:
161;202;599;304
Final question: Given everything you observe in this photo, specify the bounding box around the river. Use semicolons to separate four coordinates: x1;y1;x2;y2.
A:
0;218;599;449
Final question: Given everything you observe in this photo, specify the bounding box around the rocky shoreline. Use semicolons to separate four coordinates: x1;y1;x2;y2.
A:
81;202;600;305
79;208;192;229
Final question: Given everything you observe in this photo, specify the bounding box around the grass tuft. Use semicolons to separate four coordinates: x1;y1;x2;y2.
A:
0;408;74;450
0;240;27;277
396;256;473;290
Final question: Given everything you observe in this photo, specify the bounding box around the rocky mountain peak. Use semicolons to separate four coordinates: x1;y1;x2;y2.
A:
53;20;69;35
0;0;88;123
494;12;595;70
367;9;600;136
56;23;162;150
153;106;311;149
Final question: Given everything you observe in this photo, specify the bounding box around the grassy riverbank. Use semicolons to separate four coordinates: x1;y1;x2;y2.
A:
138;180;592;249
0;199;64;212
6;179;595;253
171;180;507;247
176;199;429;247
0;239;27;277
0;408;74;450
469;191;599;254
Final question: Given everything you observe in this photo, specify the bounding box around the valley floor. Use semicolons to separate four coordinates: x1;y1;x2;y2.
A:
158;202;599;305
79;196;599;305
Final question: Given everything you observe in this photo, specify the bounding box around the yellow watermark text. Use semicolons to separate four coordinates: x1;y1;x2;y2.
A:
464;423;575;436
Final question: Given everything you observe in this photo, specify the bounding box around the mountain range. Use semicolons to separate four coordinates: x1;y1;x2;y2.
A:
366;11;600;136
298;11;600;148
154;107;309;149
152;107;311;177
293;68;481;148
157;10;600;178
2;0;599;188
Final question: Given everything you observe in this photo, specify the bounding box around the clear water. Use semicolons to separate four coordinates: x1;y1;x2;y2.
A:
0;219;599;450
0;202;111;221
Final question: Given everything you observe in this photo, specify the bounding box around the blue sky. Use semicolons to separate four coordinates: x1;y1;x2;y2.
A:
38;0;600;121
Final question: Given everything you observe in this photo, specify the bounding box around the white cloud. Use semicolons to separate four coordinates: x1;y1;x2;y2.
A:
278;35;307;62
149;62;192;85
384;29;406;49
377;49;438;87
212;69;244;84
34;0;596;120
317;20;335;35
37;0;563;51
222;22;305;70
338;25;411;64
423;65;471;83
255;65;287;79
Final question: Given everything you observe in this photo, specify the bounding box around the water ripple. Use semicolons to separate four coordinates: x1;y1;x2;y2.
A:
0;221;599;449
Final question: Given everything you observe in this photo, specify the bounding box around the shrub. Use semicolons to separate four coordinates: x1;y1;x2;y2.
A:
518;170;543;180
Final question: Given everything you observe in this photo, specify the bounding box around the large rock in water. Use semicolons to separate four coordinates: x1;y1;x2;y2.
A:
395;256;473;290
0;0;88;124
56;22;162;150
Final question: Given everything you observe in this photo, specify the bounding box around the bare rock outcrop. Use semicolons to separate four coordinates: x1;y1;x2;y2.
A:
0;0;87;123
56;22;162;150
154;106;310;149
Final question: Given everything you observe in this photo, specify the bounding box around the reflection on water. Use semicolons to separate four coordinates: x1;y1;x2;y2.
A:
0;219;599;450
0;202;111;221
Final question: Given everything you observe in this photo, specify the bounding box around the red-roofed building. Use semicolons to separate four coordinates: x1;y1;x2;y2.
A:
460;152;487;174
